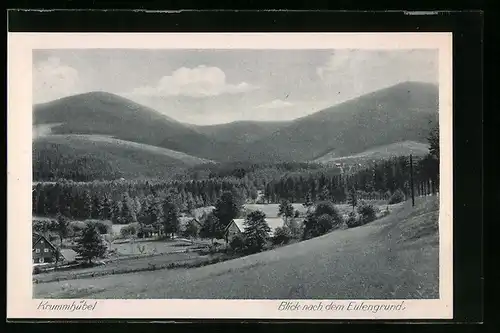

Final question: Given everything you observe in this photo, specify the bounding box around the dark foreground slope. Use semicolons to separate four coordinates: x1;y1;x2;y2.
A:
35;196;439;299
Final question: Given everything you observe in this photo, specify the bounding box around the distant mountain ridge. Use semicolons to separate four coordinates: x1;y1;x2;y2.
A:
33;82;438;170
33;91;238;161
234;81;438;162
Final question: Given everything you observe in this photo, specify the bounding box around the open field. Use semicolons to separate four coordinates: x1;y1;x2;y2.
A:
314;140;429;164
243;202;395;219
244;203;309;217
34;196;438;299
109;238;207;256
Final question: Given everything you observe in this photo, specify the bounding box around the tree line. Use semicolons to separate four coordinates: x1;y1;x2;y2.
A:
263;125;440;204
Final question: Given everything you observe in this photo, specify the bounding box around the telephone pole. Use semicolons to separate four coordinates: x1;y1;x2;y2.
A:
409;154;415;207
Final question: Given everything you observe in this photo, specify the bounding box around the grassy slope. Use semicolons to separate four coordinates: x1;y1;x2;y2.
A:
314;140;430;164
33;134;212;180
34;196;439;299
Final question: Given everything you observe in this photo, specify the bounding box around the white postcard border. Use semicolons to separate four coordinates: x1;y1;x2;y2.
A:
7;32;453;319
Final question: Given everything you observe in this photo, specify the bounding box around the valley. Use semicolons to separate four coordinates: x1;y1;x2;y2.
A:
31;80;441;301
34;196;439;299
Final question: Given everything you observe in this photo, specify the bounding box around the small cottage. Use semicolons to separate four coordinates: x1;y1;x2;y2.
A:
32;232;58;264
178;215;203;237
224;217;291;243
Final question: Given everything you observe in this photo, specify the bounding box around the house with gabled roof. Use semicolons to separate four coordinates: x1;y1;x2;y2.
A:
32;232;58;264
224;217;294;243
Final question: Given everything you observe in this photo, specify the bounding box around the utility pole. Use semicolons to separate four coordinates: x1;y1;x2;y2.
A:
409;154;415;207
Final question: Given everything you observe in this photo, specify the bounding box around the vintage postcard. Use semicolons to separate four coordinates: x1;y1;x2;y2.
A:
7;32;453;320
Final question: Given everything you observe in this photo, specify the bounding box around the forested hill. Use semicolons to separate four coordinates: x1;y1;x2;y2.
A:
33;135;212;181
34;82;437;165
32;91;241;161
235;82;438;162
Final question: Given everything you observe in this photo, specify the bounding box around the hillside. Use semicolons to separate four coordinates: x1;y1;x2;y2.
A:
33;82;438;165
194;120;290;144
33;134;212;181
314;141;430;164
237;82;438;162
33;92;240;161
34;196;439;299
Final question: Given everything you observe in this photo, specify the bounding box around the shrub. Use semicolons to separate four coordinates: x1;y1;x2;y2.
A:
379;206;391;218
303;214;333;239
357;203;377;225
181;219;200;239
229;234;246;252
120;224;137;238
92;221;111;234
286;218;303;239
302;202;343;239
388;189;405;204
33;266;42;275
137;225;154;238
346;211;362;228
272;226;292;245
208;241;225;254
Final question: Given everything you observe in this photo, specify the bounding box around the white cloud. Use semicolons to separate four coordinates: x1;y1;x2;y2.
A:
130;65;258;98
256;99;293;109
33;57;80;103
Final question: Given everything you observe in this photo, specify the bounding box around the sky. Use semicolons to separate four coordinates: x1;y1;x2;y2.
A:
33;49;438;125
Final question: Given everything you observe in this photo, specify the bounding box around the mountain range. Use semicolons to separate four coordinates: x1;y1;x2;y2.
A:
33;81;438;180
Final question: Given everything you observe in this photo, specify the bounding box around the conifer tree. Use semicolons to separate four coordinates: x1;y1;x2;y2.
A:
82;189;93;219
101;195;112;220
111;200;121;224
243;210;271;253
162;195;180;238
91;195;103;219
75;223;107;264
278;200;295;225
347;187;358;212
213;190;242;229
120;192;137;224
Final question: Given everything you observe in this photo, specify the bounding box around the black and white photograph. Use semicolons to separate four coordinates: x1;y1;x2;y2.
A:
8;33;453;319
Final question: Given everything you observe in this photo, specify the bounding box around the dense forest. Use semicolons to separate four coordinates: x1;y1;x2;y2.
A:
33;126;439;228
33;154;438;226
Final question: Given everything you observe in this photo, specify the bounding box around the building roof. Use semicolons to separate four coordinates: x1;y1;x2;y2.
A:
60;249;78;262
178;216;202;230
33;232;41;245
32;232;57;250
229;217;288;235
